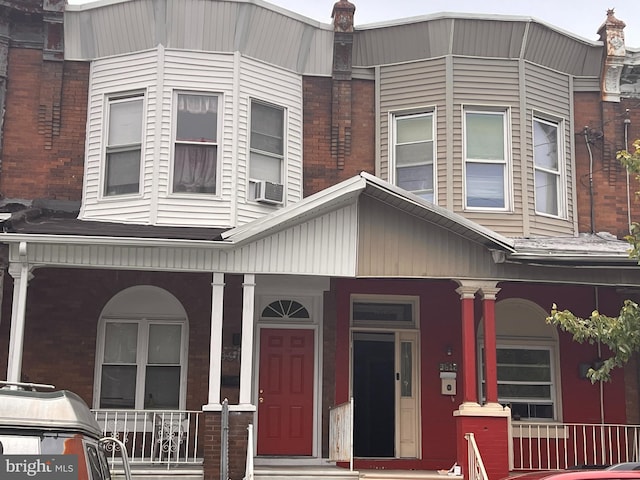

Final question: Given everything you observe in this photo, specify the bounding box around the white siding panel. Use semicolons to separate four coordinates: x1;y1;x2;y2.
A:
155;50;236;228
80;50;160;224
235;57;304;226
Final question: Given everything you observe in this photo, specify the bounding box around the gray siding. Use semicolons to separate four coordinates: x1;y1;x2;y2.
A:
353;13;603;78
65;0;334;76
451;57;524;237
524;62;575;237
378;58;446;184
357;195;502;278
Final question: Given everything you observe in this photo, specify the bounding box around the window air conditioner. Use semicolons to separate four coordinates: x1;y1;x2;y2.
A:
255;180;284;205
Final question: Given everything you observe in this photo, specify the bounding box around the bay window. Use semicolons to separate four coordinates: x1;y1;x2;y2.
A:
172;93;219;194
104;95;143;196
534;116;562;216
464;109;509;209
393;112;435;201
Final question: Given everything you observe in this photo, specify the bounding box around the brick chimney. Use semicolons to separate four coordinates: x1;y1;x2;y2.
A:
598;9;626;102
331;0;355;169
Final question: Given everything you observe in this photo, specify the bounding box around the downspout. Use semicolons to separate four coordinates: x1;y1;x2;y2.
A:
584;127;595;233
595;286;604;425
625;111;632;233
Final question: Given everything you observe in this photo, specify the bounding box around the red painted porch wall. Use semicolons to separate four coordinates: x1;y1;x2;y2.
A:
334;277;463;471
332;278;633;471
498;283;628;424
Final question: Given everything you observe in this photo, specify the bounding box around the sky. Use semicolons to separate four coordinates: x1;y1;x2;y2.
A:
66;0;640;47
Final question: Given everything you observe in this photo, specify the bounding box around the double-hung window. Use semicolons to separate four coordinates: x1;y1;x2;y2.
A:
484;346;556;420
173;93;219;194
393;112;435;202
104;95;143;196
464;109;509;209
98;319;186;410
534;117;562;216
249;100;285;197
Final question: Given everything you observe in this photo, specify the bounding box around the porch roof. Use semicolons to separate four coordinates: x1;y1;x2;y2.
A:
0;173;636;279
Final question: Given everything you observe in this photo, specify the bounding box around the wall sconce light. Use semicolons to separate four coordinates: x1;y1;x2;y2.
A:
446;345;453;356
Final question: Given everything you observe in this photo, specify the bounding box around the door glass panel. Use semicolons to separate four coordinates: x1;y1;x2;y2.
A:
400;341;412;397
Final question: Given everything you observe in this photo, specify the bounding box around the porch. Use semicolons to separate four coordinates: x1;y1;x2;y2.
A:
95;408;640;479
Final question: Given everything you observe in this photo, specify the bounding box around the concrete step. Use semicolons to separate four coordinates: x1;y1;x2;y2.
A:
254;465;359;480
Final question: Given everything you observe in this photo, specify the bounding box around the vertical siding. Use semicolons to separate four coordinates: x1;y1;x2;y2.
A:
524;62;575;236
451;57;525;237
235;57;303;226
221;203;358;276
357;196;499;278
79;49;160;223
378;58;446;187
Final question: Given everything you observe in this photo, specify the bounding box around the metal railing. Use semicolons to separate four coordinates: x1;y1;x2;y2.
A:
512;422;640;470
243;424;254;480
93;409;202;467
466;433;488;480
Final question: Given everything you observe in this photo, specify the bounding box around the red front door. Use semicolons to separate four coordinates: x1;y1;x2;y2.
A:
257;328;314;455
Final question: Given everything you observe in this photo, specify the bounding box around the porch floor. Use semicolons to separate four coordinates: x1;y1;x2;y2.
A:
253;465;463;480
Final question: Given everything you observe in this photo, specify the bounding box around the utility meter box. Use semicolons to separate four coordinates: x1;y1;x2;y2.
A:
440;371;457;395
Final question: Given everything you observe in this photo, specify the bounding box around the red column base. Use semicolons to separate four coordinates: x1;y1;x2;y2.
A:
455;407;510;480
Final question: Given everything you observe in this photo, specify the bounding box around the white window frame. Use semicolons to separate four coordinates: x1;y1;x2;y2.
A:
480;341;559;422
463;107;511;211
248;99;286;200
533;114;565;218
390;109;436;202
170;91;221;196
103;93;145;198
95;317;189;410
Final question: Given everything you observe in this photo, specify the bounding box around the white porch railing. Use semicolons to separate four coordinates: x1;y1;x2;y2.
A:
93;409;202;467
512;422;640;470
243;424;254;480
465;433;488;480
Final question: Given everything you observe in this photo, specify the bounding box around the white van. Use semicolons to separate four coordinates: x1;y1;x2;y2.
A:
0;381;131;480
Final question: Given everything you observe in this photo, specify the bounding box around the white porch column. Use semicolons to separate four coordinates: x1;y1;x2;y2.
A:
206;272;225;407
6;242;33;383
238;274;256;407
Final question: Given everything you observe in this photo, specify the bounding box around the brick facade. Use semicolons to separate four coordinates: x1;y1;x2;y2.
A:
302;77;375;196
1;49;87;202
574;92;640;238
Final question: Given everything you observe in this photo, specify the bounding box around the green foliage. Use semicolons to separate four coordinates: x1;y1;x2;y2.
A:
547;301;640;382
547;139;640;383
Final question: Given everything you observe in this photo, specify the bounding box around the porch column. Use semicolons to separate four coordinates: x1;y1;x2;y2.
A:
206;272;225;407
480;285;501;406
6;242;33;383
456;284;480;407
239;274;256;407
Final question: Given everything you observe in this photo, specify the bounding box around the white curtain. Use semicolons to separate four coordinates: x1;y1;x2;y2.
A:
174;145;217;193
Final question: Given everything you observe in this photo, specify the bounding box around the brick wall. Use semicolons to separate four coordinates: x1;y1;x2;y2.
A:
574;92;640;238
202;411;252;480
1;48;88;201
302;77;375;196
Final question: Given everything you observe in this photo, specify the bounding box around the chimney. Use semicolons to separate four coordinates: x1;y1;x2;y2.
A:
598;9;626;102
331;0;356;169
